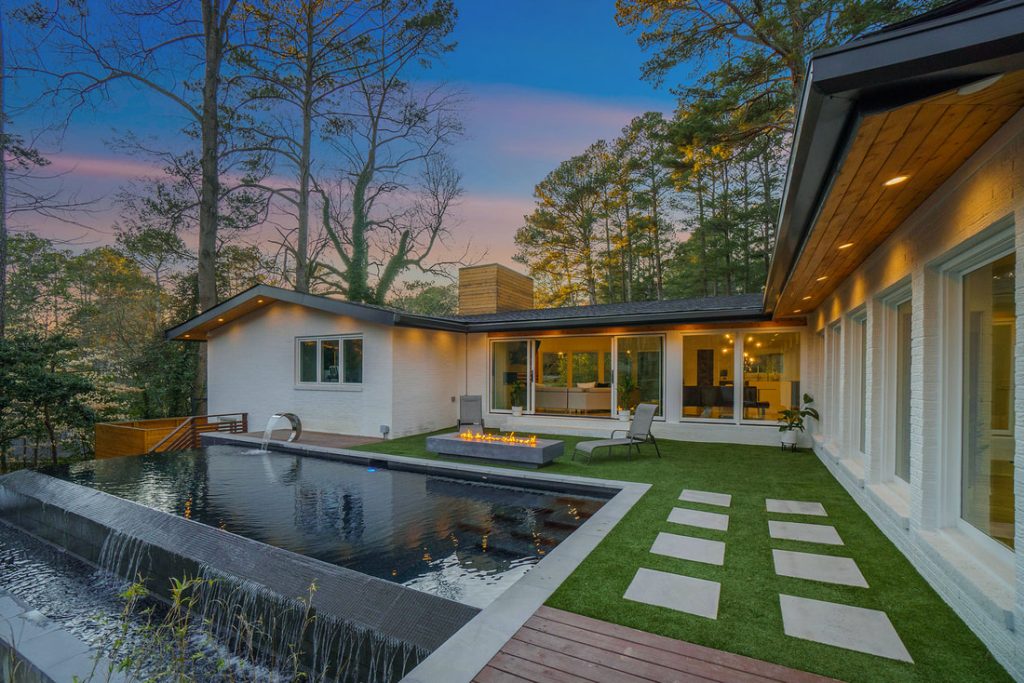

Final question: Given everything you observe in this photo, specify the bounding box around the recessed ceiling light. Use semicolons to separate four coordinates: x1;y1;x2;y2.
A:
802;296;812;301
816;275;828;282
884;175;909;187
184;334;190;338
958;74;1003;96
218;317;225;322
838;242;854;250
793;309;802;314
257;299;264;303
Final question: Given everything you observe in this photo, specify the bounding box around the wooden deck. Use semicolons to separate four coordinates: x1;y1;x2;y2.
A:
474;606;838;683
242;429;382;449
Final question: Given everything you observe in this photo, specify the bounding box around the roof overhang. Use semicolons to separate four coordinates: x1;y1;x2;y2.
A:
165;285;469;340
766;0;1024;316
165;286;778;340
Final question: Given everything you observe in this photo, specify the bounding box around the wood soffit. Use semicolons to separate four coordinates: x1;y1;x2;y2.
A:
777;69;1024;317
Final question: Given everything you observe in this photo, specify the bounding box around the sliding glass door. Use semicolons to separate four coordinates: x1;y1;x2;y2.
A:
491;340;530;412
490;335;664;418
615;335;664;416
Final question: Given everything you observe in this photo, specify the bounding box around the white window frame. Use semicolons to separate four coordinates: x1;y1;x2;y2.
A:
294;334;363;390
680;327;802;426
823;321;843;448
879;281;913;495
936;221;1016;561
845;308;868;460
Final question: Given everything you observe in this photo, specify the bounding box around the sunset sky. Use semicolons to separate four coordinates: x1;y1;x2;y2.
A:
11;1;680;268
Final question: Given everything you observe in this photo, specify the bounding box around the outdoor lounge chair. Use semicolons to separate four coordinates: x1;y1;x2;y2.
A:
572;403;662;463
457;395;485;432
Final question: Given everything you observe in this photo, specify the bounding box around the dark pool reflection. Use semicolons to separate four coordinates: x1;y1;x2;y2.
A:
54;445;606;608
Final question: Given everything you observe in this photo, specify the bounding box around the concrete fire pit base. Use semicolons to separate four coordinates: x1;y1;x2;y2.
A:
426;432;564;468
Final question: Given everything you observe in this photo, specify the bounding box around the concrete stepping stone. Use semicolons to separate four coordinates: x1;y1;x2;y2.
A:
624;567;720;619
773;549;868;587
650;531;726;565
780;594;912;662
769;520;844;546
679;489;731;508
766;499;828;517
668;507;729;531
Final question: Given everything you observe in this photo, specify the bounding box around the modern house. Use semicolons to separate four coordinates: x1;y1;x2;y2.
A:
166;0;1024;676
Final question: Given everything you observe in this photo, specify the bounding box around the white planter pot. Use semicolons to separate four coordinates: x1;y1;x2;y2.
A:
780;430;798;446
618;411;631;422
511;406;523;417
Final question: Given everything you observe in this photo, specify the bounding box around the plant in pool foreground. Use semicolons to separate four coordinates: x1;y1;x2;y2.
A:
777;393;819;448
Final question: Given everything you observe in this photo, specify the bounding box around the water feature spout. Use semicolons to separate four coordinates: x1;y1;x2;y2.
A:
261;413;302;451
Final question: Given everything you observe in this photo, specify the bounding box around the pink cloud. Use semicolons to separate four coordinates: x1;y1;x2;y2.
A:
46;153;170;179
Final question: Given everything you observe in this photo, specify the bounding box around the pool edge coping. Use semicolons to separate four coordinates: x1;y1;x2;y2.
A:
202;433;651;683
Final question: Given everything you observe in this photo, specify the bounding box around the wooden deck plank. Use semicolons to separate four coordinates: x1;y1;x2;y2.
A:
511;627;717;683
535;607;838;683
524;616;780;683
501;636;663;683
487;652;594;683
474;664;535;683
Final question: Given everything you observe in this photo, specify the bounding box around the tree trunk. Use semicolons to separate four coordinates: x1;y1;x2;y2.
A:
194;0;226;414
0;12;8;340
295;8;315;294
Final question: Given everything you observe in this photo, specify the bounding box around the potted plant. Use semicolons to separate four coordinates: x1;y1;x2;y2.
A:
510;379;525;416
778;394;819;449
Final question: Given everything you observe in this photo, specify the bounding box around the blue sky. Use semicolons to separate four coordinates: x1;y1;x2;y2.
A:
17;1;681;265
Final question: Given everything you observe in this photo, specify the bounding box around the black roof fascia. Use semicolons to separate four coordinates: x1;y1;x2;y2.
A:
764;0;1024;314
460;307;771;333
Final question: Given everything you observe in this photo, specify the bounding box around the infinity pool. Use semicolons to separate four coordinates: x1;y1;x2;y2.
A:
53;445;606;608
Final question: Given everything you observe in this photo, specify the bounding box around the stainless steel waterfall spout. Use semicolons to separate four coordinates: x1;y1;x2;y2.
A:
260;413;302;451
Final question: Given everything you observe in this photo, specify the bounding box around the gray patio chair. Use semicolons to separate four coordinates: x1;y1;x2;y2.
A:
457;395;485;432
572;403;662;463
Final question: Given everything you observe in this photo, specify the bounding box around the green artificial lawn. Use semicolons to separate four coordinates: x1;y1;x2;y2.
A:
356;432;1011;683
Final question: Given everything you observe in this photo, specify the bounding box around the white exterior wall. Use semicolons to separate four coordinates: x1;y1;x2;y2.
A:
390;327;467;437
468;329;811;447
207;302;395;437
806;109;1024;679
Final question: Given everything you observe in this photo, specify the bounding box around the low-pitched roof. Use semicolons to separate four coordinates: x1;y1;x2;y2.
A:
164;285;768;341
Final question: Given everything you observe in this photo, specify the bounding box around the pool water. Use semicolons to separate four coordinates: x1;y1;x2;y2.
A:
54;445;606;608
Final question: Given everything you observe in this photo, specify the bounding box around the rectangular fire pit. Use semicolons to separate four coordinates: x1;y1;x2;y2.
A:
426;432;564;467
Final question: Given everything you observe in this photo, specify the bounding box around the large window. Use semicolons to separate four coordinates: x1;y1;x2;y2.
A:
296;336;363;386
617;336;663;416
682;333;735;419
535;337;614;416
962;252;1015;549
492;340;528;411
683;330;800;422
824;323;842;441
894;300;912;482
742;331;801;421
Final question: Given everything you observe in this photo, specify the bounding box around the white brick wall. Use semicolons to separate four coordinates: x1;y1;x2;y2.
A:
390;327;465;437
207;303;394;437
808;108;1024;679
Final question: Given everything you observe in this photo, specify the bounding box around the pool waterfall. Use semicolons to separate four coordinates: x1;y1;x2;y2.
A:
0;443;606;682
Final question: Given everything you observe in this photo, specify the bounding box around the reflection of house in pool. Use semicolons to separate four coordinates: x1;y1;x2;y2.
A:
59;446;605;609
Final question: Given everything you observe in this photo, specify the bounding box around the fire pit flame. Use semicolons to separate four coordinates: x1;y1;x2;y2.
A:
458;431;538;447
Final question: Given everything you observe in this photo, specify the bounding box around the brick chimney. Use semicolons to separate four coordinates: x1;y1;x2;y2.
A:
458;264;534;315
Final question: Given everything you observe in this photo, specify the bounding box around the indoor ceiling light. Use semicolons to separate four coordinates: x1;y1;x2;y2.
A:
957;74;1003;96
884;175;909;187
838;242;855;250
